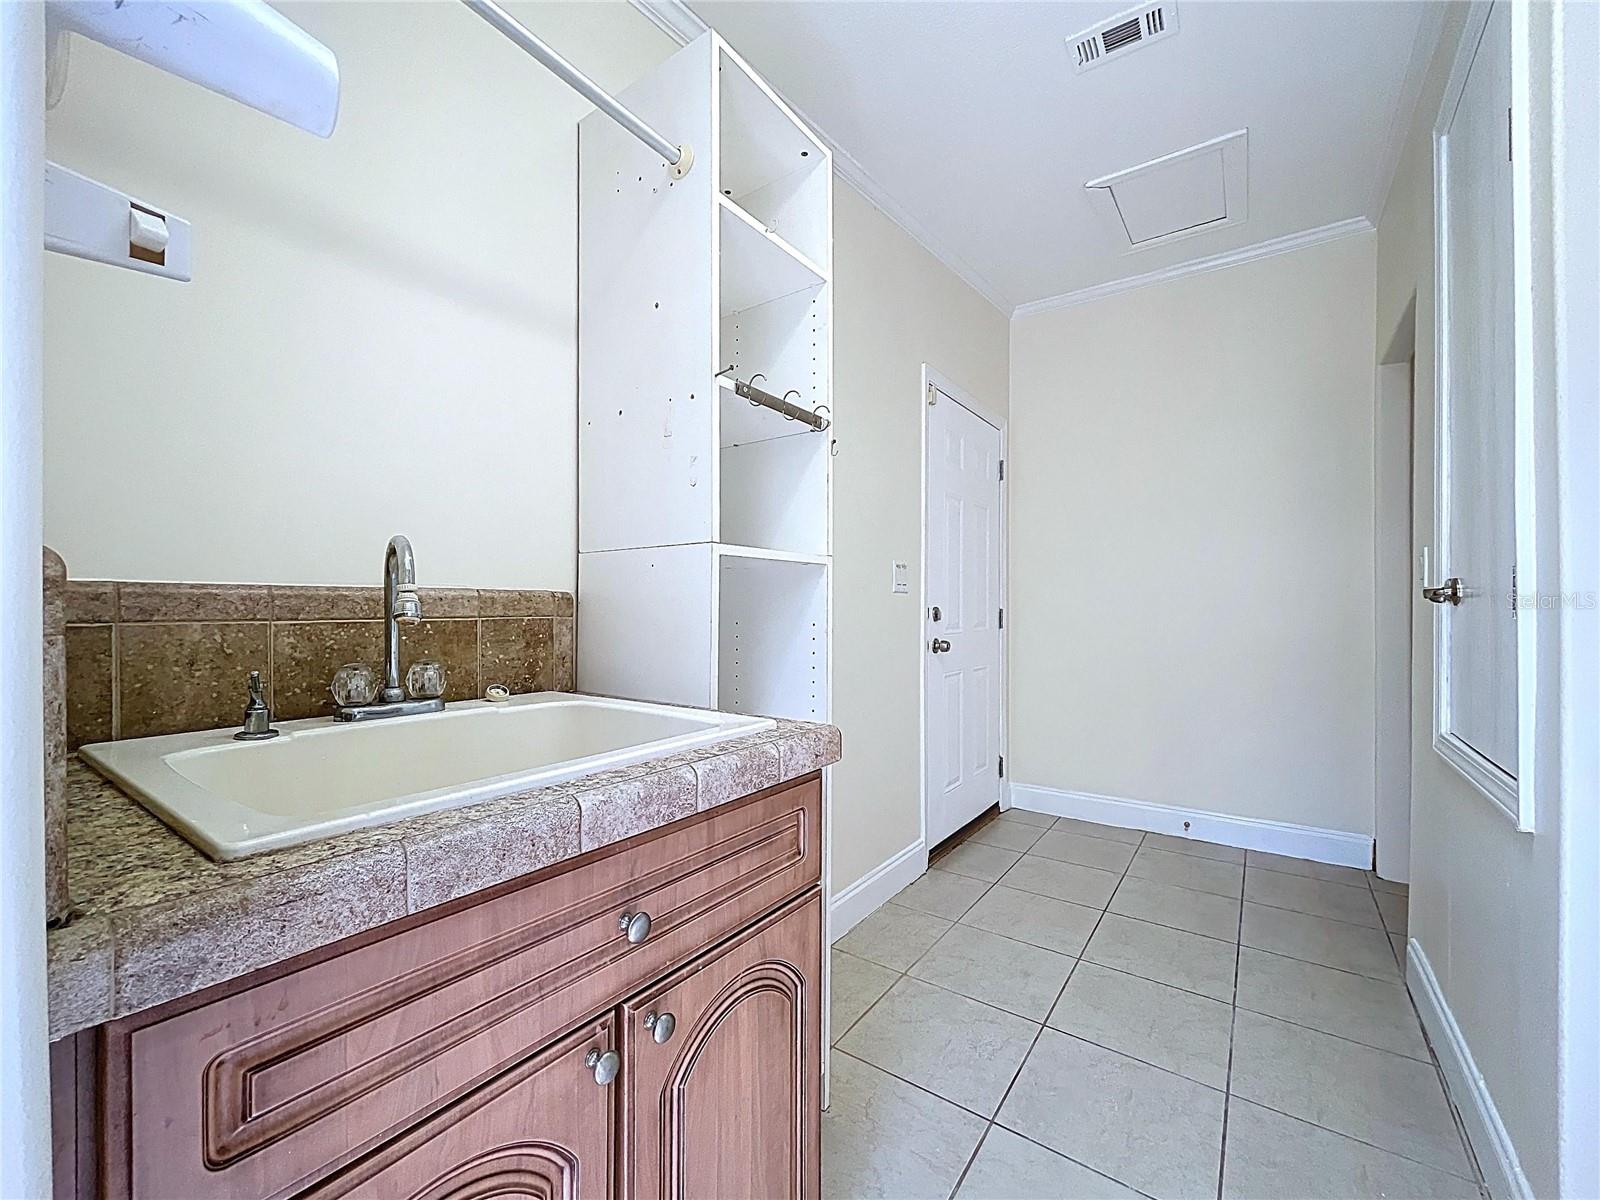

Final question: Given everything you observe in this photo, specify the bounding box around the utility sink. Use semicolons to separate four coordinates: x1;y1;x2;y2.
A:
79;692;775;861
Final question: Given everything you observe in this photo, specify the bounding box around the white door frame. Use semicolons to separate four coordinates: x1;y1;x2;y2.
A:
919;364;1007;853
1431;0;1540;830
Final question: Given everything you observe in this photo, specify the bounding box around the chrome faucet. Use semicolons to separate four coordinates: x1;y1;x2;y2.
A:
334;535;446;722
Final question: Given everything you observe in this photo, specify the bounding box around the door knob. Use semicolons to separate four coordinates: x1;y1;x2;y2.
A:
930;638;951;653
619;910;652;943
644;1010;676;1044
1422;578;1464;605
585;1048;620;1086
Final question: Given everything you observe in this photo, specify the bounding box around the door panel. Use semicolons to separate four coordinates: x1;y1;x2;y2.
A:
1439;1;1518;778
622;891;822;1200
926;387;1003;845
305;1018;616;1199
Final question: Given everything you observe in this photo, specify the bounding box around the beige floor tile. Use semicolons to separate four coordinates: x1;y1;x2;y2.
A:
1110;874;1242;942
1047;961;1233;1088
998;1029;1225;1200
1129;845;1244;898
836;902;952;972
839;977;1040;1117
965;818;1046;853
1246;849;1369;886
911;924;1076;1020
1051;816;1144;845
895;868;992;920
1230;1010;1473;1177
956;1127;1144;1200
823;1051;988;1200
1244;868;1382;928
960;883;1101;956
831;949;899;1042
1370;873;1410;896
1000;808;1057;829
1377;890;1409;933
1241;901;1399;979
1236;947;1429;1059
1029;828;1139;873
1084;913;1239;1001
1001;855;1122;908
1142;832;1245;864
1222;1098;1482;1200
1391;930;1408;965
938;841;1025;883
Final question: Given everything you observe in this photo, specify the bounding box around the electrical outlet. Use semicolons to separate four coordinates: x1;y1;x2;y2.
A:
891;561;909;594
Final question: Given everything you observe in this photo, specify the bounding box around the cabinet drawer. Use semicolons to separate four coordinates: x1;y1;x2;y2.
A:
107;776;820;1200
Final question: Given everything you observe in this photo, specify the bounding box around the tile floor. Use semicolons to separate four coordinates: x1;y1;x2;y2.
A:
824;809;1484;1200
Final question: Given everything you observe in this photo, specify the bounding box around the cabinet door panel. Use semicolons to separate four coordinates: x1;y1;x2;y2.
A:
305;1017;616;1200
622;891;821;1200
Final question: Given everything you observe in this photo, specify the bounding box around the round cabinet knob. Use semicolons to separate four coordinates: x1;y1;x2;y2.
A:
585;1048;621;1086
619;910;652;944
644;1010;676;1044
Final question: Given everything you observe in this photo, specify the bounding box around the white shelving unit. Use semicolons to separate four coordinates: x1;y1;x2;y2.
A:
577;34;832;722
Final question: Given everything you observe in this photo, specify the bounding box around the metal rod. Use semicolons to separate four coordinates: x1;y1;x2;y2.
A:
731;376;830;432
461;0;682;167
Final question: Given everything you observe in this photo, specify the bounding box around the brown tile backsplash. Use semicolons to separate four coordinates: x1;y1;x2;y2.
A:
117;582;272;623
60;580;576;745
271;621;386;721
118;623;272;739
65;625;115;749
479;617;556;695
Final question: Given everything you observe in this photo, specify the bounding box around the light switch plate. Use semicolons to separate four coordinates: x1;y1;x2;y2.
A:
891;561;909;594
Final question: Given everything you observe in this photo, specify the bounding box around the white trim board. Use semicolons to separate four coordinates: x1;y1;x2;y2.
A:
1407;938;1533;1200
630;0;1013;316
828;839;927;942
1009;783;1373;869
1013;218;1374;318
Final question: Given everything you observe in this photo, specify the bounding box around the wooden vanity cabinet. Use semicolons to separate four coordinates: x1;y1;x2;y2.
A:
621;892;822;1200
56;775;823;1200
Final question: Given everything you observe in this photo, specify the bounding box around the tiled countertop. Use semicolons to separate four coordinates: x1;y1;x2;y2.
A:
47;717;840;1040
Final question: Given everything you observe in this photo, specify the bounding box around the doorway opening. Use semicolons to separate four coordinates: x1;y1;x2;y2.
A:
1375;300;1417;883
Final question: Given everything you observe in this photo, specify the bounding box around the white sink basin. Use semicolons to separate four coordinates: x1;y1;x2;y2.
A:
79;692;774;861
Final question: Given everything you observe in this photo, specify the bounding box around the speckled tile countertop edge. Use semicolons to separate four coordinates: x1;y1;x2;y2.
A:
46;717;840;1040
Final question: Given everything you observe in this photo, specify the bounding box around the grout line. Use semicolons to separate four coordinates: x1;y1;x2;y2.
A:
1216;853;1248;1200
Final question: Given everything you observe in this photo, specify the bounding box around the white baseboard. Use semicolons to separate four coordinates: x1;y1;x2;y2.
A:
828;839;927;941
1407;939;1532;1200
1008;783;1373;868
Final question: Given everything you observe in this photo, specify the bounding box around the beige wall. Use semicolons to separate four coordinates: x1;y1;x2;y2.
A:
829;185;1009;892
43;2;672;588
1009;235;1379;837
1378;7;1563;1194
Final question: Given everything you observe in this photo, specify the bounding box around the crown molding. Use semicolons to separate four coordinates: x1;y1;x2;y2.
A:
1012;217;1375;318
1367;1;1450;225
628;0;1014;316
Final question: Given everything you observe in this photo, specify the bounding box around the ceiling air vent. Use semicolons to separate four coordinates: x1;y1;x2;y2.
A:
1070;2;1179;73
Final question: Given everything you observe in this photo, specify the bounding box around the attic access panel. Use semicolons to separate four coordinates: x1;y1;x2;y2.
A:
1085;129;1248;251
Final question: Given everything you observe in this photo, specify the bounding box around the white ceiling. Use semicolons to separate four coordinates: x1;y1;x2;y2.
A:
677;0;1438;313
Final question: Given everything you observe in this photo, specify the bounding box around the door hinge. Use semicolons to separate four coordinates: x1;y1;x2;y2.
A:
1508;105;1513;161
1510;564;1518;619
998;607;1004;630
998;755;1005;778
927;383;938;406
998;459;1005;482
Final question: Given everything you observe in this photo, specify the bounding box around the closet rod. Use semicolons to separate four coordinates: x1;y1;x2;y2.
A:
731;376;830;432
461;0;693;176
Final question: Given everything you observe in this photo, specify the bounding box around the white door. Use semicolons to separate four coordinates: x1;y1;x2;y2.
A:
925;383;1003;846
1436;1;1519;793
